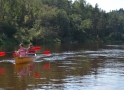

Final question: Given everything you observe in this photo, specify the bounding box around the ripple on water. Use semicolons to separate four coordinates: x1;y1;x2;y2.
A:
0;59;15;64
84;49;124;59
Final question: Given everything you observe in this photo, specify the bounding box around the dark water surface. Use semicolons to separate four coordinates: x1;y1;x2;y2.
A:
0;43;124;90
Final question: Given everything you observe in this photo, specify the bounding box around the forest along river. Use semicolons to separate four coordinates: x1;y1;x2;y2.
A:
0;43;124;90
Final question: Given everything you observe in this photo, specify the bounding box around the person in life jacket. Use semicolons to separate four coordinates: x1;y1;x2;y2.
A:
27;43;36;56
17;43;27;57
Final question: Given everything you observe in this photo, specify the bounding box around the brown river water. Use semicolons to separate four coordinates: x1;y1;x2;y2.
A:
0;43;124;90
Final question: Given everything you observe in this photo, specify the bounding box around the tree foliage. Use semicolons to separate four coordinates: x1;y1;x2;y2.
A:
0;0;124;44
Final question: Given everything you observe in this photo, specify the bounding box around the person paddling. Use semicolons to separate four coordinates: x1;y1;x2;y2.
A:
27;43;36;56
17;43;27;57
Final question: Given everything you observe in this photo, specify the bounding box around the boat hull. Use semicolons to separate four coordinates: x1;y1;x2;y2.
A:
14;56;36;64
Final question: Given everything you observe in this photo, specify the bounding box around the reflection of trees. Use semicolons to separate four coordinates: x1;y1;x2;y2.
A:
0;56;104;89
40;56;104;81
90;58;103;75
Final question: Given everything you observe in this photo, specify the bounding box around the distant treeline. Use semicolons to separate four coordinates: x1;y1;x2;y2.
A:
0;0;124;45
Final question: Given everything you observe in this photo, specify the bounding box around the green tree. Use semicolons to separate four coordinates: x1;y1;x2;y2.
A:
91;4;100;39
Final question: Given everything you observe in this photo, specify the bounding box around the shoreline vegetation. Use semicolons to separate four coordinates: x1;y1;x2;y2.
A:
1;0;124;45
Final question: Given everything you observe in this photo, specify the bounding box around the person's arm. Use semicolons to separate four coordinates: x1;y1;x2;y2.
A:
25;48;28;54
16;49;20;56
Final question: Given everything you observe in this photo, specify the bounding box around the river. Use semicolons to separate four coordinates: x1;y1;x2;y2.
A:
0;43;124;90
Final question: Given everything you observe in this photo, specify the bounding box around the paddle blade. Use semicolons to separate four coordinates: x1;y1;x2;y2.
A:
43;51;50;55
12;53;20;57
12;53;17;57
0;52;6;56
34;46;41;50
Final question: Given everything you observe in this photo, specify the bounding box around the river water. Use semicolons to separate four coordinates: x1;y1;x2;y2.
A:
0;43;124;90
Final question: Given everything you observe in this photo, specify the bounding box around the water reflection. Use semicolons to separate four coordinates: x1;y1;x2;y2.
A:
15;62;35;79
0;68;5;79
0;44;124;90
43;63;50;70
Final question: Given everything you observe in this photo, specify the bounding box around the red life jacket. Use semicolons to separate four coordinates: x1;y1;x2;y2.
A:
27;47;35;53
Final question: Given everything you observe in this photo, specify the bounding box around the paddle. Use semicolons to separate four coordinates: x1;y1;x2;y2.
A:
12;53;19;57
12;50;50;57
33;46;41;50
43;50;51;55
0;46;50;57
0;52;6;57
0;52;18;57
0;46;42;57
